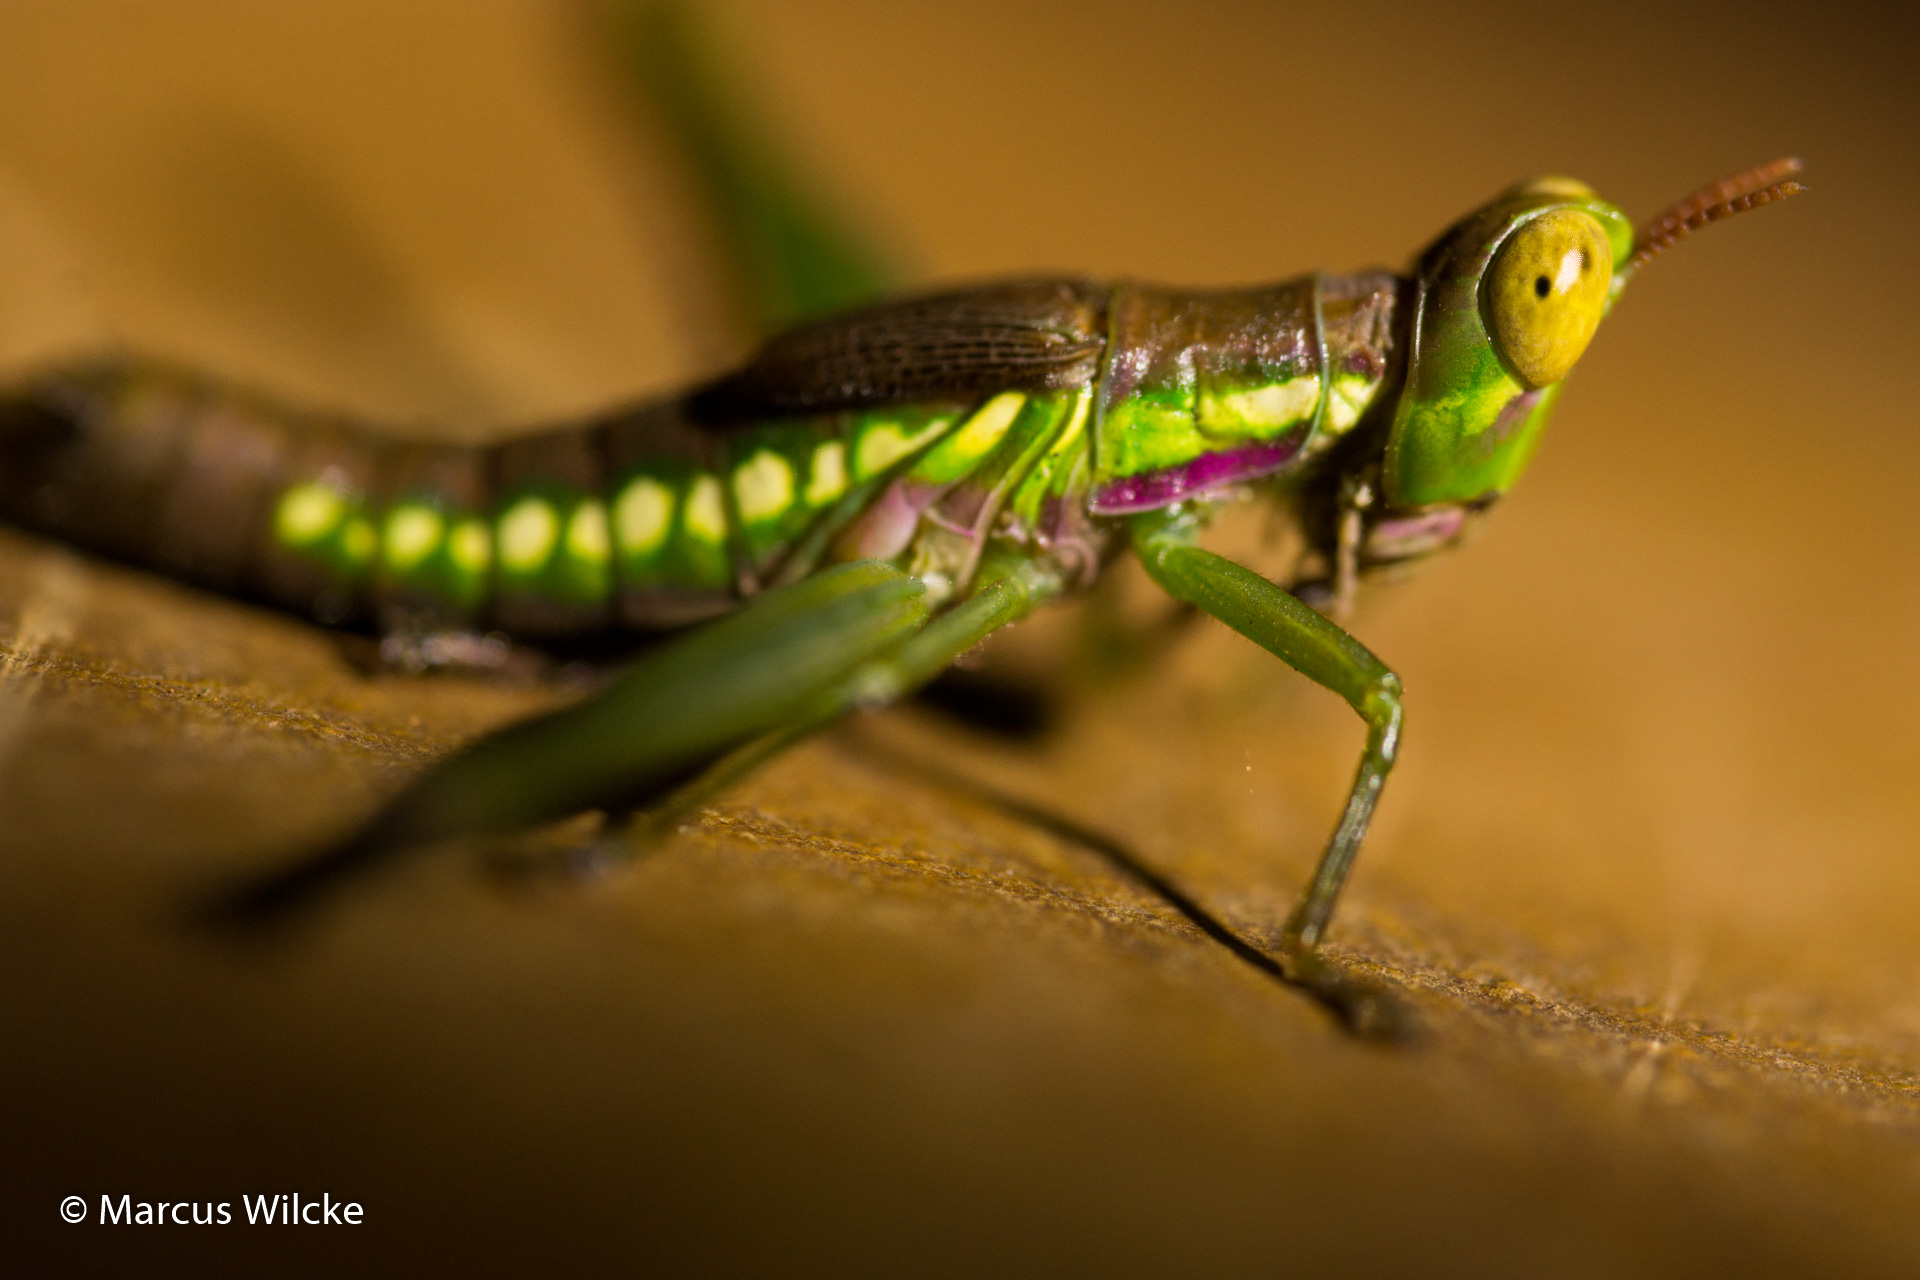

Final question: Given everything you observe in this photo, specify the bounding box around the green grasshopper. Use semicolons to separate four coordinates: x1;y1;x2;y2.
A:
0;6;1807;1025
0;147;1804;975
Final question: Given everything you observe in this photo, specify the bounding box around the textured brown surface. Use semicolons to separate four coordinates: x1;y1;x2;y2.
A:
5;2;1919;1275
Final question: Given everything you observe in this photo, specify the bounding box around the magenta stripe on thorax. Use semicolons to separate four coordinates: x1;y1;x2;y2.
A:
1088;439;1302;515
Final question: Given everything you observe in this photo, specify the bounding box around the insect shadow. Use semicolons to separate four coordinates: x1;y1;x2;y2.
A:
829;730;1415;1041
186;703;1409;1041
911;667;1059;740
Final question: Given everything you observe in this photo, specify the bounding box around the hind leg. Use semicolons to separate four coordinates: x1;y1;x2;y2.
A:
600;554;1066;853
212;560;931;921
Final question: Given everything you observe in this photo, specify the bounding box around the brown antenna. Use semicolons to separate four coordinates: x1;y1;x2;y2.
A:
1628;157;1807;271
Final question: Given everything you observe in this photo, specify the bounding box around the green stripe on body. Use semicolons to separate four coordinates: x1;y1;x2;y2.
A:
1095;373;1323;483
1009;387;1093;529
905;391;1078;600
908;392;1024;485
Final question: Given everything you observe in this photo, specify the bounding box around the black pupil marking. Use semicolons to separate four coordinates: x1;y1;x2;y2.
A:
1534;274;1551;299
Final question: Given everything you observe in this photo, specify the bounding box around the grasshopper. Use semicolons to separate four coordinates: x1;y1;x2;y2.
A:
0;155;1803;949
0;13;1803;1017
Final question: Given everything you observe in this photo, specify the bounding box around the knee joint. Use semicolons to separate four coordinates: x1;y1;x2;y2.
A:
1359;674;1403;763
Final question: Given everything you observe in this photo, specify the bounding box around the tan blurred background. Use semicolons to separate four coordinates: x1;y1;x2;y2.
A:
4;0;1919;1274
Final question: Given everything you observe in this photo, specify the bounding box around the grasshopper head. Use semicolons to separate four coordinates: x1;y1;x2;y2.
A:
1381;160;1805;510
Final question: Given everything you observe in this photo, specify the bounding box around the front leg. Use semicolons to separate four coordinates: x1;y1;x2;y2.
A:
1132;509;1403;955
1327;470;1375;625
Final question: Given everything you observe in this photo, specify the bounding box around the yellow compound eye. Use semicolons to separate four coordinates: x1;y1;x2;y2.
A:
1485;209;1612;388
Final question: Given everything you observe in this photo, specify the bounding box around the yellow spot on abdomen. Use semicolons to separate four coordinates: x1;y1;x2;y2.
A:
855;425;912;478
382;505;444;571
732;450;793;524
498;497;559;573
341;517;378;567
805;441;848;505
854;415;951;478
448;519;492;575
566;500;610;563
275;483;345;546
953;392;1026;453
615;477;674;557
683;474;727;545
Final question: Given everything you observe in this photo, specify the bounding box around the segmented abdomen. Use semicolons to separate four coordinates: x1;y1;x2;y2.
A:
0;361;1097;635
0;273;1396;636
